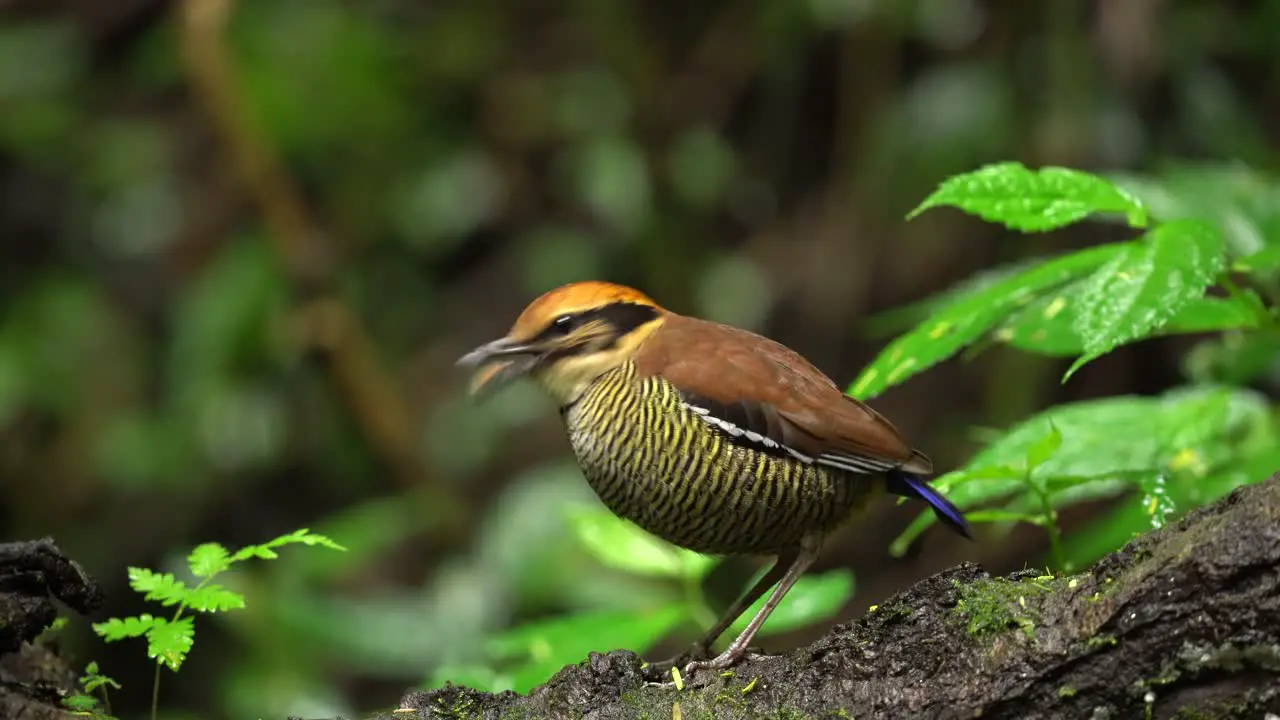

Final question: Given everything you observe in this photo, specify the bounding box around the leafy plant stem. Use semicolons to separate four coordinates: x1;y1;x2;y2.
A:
148;573;210;720
1028;475;1066;572
151;663;161;720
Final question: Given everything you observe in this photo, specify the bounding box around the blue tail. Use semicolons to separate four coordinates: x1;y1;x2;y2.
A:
887;470;972;539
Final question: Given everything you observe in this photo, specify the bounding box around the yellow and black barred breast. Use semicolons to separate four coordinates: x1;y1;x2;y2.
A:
562;362;877;555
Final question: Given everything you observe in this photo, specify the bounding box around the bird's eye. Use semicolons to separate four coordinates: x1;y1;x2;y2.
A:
551;315;575;334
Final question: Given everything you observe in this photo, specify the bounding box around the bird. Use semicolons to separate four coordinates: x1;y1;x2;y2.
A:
456;280;971;678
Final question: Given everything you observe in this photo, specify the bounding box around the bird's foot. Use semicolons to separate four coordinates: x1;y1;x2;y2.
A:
680;645;773;681
641;644;710;683
681;652;735;679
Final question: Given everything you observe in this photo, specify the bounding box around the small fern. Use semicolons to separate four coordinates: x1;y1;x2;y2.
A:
84;528;344;720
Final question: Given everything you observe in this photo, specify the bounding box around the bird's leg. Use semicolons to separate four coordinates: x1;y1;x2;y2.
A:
644;549;798;680
682;536;820;678
689;549;798;658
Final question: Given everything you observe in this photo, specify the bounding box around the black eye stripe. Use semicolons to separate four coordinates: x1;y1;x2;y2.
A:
532;302;659;344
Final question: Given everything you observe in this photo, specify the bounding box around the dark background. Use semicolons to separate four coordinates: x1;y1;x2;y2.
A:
1;1;1277;718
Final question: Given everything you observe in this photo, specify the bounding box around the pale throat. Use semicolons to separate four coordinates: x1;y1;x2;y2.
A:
534;354;624;405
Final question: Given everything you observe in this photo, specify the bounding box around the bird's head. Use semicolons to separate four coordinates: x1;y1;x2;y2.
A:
457;281;667;404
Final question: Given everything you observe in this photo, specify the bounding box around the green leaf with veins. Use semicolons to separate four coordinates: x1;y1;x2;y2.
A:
1064;220;1226;379
908;162;1148;231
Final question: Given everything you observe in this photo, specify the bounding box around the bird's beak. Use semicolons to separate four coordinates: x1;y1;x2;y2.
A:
456;337;541;398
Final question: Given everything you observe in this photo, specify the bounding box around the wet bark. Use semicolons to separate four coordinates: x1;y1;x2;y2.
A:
0;538;104;720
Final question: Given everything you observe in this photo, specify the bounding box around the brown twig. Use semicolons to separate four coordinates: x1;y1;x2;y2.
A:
175;0;466;536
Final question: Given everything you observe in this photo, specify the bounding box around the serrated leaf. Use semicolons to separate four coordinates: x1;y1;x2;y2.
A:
230;528;346;563
146;616;194;672
188;543;230;578
93;614;160;641
728;570;854;638
127;568;189;606
230;545;279;561
1065;220;1226;379
850;244;1126;399
264;527;347;551
908;162;1148;231
566;506;713;579
183;584;246;613
80;672;121;693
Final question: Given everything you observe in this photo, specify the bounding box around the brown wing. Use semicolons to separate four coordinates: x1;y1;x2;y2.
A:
634;313;931;475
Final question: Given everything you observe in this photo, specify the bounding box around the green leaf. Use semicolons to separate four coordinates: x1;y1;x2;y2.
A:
127;568;189;607
488;605;685;692
1234;245;1280;274
61;694;100;712
1009;474;1134;515
997;286;1259;358
230;527;347;562
183;584;247;613
231;545;278;561
486;606;687;693
93;614;160;641
566;506;713;579
728;570;854;638
265;527;347;551
861;256;1047;338
850;244;1127;399
1165;295;1262;334
1024;422;1062;473
908;162;1148;231
1065;220;1226;379
146;616;195;672
188;543;230;578
79;661;122;694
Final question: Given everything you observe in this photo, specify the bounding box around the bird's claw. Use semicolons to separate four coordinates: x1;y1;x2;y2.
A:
679;646;775;682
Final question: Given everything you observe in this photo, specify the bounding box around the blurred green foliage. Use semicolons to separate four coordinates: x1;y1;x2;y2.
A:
3;1;1280;718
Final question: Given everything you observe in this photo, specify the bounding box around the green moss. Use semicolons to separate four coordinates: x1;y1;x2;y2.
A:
430;694;480;720
867;601;913;623
951;576;1056;642
1057;685;1076;698
1086;633;1117;649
